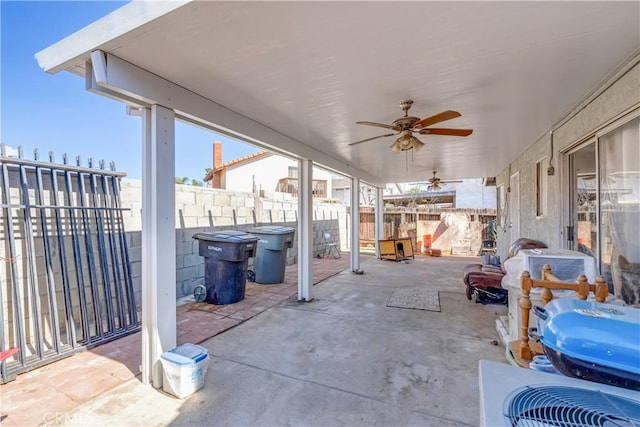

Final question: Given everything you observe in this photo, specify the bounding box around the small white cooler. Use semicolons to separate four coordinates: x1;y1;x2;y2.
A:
160;343;209;398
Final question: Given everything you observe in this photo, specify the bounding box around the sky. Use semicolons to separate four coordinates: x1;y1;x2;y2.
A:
0;0;259;182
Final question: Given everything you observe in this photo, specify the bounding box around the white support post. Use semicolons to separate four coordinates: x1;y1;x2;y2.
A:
141;104;176;387
297;159;313;301
350;178;360;272
374;187;384;258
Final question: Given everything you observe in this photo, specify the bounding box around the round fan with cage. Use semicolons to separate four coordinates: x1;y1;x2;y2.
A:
349;100;473;152
427;171;462;191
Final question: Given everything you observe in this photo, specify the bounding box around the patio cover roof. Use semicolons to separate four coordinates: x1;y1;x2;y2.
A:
36;1;639;184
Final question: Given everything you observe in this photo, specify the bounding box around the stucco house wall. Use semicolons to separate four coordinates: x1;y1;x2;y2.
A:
453;178;496;209
224;155;295;193
495;61;640;261
223;155;333;197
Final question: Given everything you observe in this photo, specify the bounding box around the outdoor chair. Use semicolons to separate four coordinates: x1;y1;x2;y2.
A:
323;232;341;259
463;238;547;302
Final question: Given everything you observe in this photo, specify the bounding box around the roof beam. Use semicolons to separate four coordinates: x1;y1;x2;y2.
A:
87;50;384;187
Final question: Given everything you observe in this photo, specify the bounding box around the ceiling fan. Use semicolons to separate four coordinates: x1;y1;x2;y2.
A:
427;171;462;191
349;100;473;152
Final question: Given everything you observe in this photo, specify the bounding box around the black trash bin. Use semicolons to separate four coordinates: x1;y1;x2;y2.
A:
193;231;259;304
247;226;295;284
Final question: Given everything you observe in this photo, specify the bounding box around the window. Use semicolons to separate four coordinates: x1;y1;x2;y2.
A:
536;158;548;217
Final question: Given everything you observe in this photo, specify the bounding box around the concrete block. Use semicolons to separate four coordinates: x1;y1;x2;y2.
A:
184;204;204;217
129;246;142;263
180;216;199;229
206;205;222;217
244;197;255;208
127;231;142;247
221;206;235;217
195;192;214;207
214;194;231;205
129;201;142;217
236;207;249;219
174;229;187;243
183;253;201;268
177;241;194;256
198;217;215;228
176;191;196;205
130;261;142;279
176;254;184;269
230;196;244;208
124;217;142;231
216;217;234;227
262;200;273;210
176;265;197;282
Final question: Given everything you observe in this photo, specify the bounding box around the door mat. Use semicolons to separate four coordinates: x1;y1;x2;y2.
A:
387;288;440;312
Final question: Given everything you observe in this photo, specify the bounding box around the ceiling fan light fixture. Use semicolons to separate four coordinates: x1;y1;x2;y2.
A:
394;131;416;151
411;136;424;151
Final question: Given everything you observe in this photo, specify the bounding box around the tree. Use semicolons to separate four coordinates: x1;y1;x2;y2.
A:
191;179;203;187
175;176;189;184
359;184;375;206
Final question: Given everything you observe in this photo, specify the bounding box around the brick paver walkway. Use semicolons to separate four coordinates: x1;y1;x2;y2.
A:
0;255;352;427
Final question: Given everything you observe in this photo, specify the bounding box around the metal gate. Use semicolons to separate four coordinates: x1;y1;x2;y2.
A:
0;145;139;383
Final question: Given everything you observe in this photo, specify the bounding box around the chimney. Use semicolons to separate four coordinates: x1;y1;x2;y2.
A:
213;141;222;168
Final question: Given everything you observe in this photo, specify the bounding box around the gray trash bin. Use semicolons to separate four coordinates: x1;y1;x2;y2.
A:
247;226;295;284
192;231;259;304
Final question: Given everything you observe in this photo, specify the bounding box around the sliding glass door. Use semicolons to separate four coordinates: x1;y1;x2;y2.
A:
568;140;597;256
599;116;640;304
565;114;639;305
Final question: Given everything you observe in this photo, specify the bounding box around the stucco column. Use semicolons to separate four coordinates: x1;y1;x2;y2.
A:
297;159;313;301
350;177;360;271
374;187;384;258
141;105;177;387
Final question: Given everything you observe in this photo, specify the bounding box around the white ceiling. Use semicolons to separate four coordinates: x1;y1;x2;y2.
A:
37;1;639;184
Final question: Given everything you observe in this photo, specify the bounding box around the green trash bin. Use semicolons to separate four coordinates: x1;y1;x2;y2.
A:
192;231;259;304
248;226;295;284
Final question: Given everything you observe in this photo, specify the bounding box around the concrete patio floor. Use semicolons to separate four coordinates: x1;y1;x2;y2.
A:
2;254;509;426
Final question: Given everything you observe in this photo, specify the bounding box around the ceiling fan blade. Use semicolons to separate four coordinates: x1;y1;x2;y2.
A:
349;133;396;146
419;128;473;137
442;180;463;184
412;110;461;129
355;121;400;131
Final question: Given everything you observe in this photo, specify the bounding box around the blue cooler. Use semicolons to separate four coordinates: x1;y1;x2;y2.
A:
535;299;640;390
160;343;209;398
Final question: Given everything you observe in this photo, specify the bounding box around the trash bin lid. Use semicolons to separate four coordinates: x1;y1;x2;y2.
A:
247;225;295;235
161;343;208;365
193;230;259;243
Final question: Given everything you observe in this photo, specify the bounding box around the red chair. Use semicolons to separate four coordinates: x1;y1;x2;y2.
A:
0;347;19;362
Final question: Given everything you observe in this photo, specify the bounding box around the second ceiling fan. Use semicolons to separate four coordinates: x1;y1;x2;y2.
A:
349;100;473;152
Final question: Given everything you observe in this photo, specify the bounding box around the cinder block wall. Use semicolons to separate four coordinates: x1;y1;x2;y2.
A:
119;180;346;300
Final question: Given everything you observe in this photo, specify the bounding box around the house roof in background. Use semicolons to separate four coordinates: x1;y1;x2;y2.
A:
204;150;271;181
